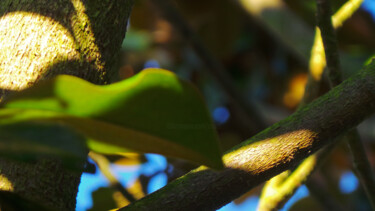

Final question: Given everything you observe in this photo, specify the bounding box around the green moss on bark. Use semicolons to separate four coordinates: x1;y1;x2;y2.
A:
123;60;375;211
0;0;134;209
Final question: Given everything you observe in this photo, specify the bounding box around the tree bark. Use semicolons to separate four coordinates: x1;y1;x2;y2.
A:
122;59;375;210
0;0;133;209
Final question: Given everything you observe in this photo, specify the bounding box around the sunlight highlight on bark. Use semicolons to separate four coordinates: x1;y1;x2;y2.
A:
0;175;13;191
70;0;104;78
239;0;283;15
0;0;104;92
310;0;363;81
223;129;318;173
0;12;78;90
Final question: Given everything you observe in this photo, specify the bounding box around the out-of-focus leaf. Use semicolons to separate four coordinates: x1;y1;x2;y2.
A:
0;189;52;210
364;54;375;66
121;29;152;51
1;68;223;169
239;0;314;62
88;187;119;211
111;153;147;166
126;178;146;201
0;121;87;170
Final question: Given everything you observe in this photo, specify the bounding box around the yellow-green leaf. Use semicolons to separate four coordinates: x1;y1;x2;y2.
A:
1;69;223;168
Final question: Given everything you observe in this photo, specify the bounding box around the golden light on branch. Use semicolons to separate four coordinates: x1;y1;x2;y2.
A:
0;175;13;191
0;0;104;92
0;12;78;90
239;0;283;15
332;0;364;28
309;0;363;81
309;29;326;81
259;0;366;210
70;0;104;76
223;129;318;173
283;74;308;108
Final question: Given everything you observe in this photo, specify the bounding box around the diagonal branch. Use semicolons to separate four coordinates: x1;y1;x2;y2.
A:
317;0;375;208
121;60;375;211
89;152;137;203
258;0;366;209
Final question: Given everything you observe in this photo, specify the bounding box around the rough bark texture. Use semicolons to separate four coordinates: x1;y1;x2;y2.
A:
0;0;134;209
123;60;375;210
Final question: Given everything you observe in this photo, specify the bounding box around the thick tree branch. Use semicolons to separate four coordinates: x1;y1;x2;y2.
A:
258;0;366;209
122;60;375;210
0;0;134;209
317;0;375;208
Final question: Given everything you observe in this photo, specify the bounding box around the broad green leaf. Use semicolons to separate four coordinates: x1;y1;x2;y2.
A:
1;68;223;168
0;120;88;170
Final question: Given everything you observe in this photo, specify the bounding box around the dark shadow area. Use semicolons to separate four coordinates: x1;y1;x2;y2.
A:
0;190;52;211
42;59;99;82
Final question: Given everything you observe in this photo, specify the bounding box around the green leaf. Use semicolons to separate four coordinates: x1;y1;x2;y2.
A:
0;120;88;170
1;68;223;169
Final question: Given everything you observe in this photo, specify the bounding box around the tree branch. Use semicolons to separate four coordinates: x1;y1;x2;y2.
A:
89;152;137;203
316;0;342;87
317;0;375;208
258;0;366;209
150;0;266;134
121;60;375;210
0;0;134;209
346;130;375;209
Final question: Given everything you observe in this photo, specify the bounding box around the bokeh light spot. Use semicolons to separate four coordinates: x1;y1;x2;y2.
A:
213;106;230;125
362;0;375;20
144;59;160;69
339;171;359;194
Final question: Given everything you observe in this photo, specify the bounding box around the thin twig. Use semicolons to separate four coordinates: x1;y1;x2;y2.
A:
258;0;367;210
89;152;137;203
306;177;348;211
316;0;342;87
150;0;266;134
121;60;375;210
346;130;375;209
316;0;375;209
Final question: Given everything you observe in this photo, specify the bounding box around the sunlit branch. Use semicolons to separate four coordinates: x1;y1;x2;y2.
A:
0;0;134;209
122;60;375;210
317;0;375;209
309;0;364;82
258;0;366;209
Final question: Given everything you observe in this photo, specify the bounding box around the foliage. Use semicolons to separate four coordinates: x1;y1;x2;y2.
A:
0;68;223;169
1;0;375;210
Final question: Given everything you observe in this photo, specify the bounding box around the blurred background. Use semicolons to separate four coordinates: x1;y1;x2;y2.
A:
76;0;375;210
